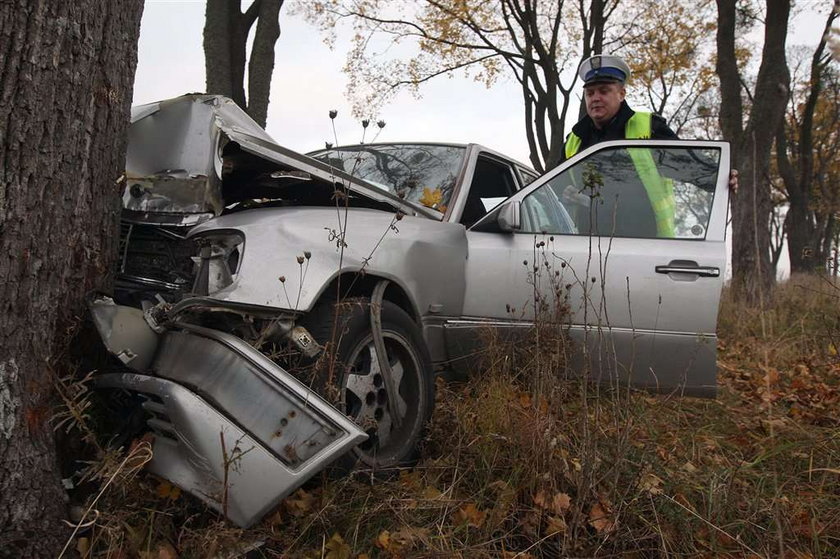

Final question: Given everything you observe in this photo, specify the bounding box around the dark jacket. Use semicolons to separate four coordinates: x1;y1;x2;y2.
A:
562;101;680;238
567;100;677;156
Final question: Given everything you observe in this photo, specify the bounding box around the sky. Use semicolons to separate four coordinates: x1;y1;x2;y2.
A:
134;1;528;163
133;1;831;167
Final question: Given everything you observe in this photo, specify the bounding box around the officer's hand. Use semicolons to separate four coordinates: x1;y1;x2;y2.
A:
729;169;739;193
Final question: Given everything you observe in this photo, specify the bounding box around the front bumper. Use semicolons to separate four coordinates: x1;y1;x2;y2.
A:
89;298;366;527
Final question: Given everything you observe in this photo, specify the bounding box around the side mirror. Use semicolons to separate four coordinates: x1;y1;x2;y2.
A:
497;201;521;232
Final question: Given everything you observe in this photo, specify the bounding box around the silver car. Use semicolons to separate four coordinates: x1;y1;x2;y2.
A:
91;94;730;527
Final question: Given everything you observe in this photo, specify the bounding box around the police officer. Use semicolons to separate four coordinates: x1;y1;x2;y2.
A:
562;54;737;238
565;54;677;159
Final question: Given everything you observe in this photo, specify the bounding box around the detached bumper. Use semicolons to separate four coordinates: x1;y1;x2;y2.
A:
89;298;366;528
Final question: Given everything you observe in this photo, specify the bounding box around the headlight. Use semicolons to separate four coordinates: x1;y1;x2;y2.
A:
191;230;245;295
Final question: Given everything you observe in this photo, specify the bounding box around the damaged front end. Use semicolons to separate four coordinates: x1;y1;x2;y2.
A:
116;94;429;305
88;296;366;528
92;94;433;527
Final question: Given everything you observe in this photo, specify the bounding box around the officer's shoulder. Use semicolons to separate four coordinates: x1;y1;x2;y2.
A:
650;113;678;139
651;113;668;125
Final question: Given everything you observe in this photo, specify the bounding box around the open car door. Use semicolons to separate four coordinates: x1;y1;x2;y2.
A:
452;140;730;397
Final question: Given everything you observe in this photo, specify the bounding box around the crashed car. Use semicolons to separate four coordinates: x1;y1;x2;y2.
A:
91;94;730;528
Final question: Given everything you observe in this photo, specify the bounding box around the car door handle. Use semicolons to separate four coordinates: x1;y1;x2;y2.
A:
655;264;720;277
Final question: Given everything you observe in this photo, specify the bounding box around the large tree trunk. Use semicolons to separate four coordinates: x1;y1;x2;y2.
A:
204;0;284;128
0;1;143;556
716;0;790;304
780;5;838;273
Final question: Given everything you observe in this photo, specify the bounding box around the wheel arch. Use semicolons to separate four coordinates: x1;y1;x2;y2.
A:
313;271;421;325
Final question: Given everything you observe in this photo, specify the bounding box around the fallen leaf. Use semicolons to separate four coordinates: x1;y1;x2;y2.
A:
374;530;391;550
546;515;567;535
421;485;443;499
324;533;351;559
399;469;422;489
552;492;572;513
283;488;316;517
682;461;698;474
764;368;781;385
419;187;444;210
76;537;90;557
588;502;615;534
155;481;181;501
453;502;486;528
532;490;549;510
639;472;664;495
139;543;178;559
391;526;430;549
534;490;572;515
157;543;178;559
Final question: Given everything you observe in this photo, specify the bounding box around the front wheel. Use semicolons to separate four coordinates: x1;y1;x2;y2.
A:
302;298;435;471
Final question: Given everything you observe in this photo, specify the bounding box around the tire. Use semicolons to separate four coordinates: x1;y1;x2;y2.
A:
301;297;435;471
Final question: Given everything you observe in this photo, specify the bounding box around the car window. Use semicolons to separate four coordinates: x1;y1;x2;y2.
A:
518;167;539;186
308;144;466;212
520;146;720;239
460;156;518;227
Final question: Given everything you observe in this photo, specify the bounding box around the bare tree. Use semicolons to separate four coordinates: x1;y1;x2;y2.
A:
776;3;839;273
716;0;791;302
204;0;284;128
0;1;143;556
300;0;622;173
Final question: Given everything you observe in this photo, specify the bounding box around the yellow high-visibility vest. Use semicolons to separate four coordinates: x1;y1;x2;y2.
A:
564;112;676;237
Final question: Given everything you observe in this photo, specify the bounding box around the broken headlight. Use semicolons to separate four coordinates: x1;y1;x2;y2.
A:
191;230;245;295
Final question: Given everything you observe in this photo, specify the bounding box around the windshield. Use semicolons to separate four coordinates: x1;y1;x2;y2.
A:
308;144;466;213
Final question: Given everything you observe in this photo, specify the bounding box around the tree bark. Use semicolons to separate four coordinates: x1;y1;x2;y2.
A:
716;0;790;304
0;1;143;556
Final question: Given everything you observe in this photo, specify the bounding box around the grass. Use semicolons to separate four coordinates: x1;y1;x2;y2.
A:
66;275;839;558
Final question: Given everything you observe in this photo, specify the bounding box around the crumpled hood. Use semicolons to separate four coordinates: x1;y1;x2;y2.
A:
123;94;435;224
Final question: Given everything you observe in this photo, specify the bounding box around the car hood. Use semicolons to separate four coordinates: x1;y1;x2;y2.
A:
124;94;436;225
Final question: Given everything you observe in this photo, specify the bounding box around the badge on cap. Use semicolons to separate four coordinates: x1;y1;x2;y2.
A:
578;54;630;86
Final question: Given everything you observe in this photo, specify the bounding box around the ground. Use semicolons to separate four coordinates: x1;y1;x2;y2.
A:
64;276;839;558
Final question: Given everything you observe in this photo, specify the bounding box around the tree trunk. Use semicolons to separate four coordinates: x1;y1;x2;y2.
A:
248;0;284;127
716;0;790;303
781;4;838;273
577;0;608;121
204;0;284;128
0;1;143;556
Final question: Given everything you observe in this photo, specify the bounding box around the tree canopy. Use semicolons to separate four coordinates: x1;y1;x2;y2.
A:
300;0;622;172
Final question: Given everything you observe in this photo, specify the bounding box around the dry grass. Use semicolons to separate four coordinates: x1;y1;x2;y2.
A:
67;274;839;558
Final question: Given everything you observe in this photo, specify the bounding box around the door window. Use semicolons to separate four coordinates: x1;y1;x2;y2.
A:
460;156;518;227
520;146;720;239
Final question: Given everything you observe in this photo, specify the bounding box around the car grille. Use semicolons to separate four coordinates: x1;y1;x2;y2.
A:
117;221;198;297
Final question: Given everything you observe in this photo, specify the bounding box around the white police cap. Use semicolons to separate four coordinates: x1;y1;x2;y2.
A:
578;54;631;85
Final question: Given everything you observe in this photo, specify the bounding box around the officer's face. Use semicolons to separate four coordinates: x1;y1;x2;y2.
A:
584;82;626;128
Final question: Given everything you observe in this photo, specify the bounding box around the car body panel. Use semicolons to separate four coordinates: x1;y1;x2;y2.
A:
89;298;367;527
188;207;468;317
456;140;730;396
